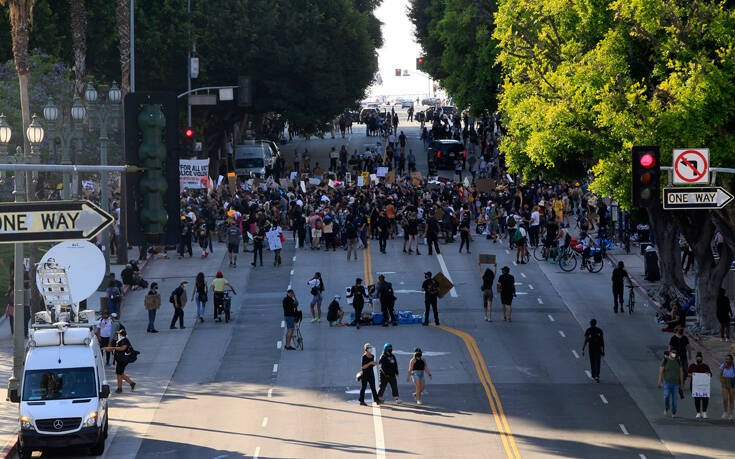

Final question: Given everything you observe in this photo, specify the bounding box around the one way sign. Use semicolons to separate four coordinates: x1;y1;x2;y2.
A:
0;200;113;243
663;187;734;210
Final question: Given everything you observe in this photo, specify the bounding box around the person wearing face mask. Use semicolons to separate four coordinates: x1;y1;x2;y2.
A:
358;343;381;406
719;354;735;420
102;329;137;394
377;343;400;404
687;352;711;419
669;326;692;379
658;350;684;417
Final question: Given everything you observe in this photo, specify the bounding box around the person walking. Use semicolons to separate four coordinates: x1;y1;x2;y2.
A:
192;272;209;323
378;343;400;403
717;288;733;342
347;278;367;329
252;223;265;267
211;271;237;322
658;350;684;417
266;223;284;266
720;354;735;419
359;343;381;406
102;329;136;394
581;319;605;382
144;282;160;333
481;268;495;322
421;272;440;326
170;281;188;329
376;275;397;326
345;216;359;261
611;261;630;313
95;311;113;366
669;326;692;379
226;221;241;267
307;272;325;323
458;211;472;254
424;213;441;255
407;348;432;405
105;279;122;316
283;289;299;350
497;266;516;322
688;352;711;419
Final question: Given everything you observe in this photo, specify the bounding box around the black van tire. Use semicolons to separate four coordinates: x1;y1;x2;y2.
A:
17;439;32;459
103;415;109;439
90;428;106;456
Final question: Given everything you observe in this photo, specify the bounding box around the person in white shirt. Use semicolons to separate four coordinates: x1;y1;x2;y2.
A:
579;231;593;270
95;312;113;366
529;206;541;247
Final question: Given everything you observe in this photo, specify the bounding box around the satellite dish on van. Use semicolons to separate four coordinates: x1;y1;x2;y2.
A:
36;241;105;303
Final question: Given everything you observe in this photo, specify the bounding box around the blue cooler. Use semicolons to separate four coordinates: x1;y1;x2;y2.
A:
372;313;384;324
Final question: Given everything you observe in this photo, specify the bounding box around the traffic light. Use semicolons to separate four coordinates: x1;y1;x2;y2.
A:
185;128;193;138
631;146;661;208
416;57;424;69
183;127;194;157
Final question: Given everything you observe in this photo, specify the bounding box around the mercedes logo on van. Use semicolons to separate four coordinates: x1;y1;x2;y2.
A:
53;419;63;430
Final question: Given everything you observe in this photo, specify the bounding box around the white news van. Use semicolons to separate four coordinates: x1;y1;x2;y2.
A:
10;317;110;458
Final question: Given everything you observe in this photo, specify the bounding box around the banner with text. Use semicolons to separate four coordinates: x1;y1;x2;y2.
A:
179;159;211;191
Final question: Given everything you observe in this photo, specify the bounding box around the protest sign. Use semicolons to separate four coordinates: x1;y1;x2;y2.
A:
476;178;494;193
385;171;395;184
300;181;307;193
227;172;237;195
357;175;364;187
377;167;388;177
279;178;290;189
308;178;321;186
290;171;298;180
692;373;711;398
179;159;210;191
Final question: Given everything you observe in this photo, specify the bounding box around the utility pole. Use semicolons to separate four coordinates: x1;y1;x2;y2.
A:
130;0;135;93
186;0;192;127
9;146;26;399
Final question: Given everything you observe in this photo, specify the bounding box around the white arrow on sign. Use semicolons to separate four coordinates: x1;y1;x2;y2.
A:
0;200;113;243
663;187;734;210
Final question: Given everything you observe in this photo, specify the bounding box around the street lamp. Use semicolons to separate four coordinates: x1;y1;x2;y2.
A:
26;114;44;185
43;99;59;122
84;81;98;104
0;114;11;184
108;81;121;104
71;96;86;121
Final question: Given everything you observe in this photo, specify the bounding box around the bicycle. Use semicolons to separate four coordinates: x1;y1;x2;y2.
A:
584;248;605;273
534;244;559;262
216;291;232;323
626;282;635;314
558;247;578;272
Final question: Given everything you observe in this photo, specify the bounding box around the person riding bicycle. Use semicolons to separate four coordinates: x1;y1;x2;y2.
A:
611;261;630;313
579;231;593;270
556;223;571;250
211;271;237;322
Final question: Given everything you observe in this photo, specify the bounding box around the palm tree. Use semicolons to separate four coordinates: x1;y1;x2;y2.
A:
117;0;130;96
0;0;37;155
70;0;87;98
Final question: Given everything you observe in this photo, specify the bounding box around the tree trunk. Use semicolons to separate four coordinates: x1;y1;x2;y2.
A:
646;202;688;294
70;0;87;98
675;210;732;333
116;0;130;96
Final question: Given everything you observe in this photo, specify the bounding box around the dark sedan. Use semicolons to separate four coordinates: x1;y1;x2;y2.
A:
427;139;466;169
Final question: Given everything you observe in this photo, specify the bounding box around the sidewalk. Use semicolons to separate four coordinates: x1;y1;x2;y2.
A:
0;245;229;458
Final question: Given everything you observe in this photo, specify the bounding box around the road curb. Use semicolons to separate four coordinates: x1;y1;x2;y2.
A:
606;251;719;366
2;253;154;459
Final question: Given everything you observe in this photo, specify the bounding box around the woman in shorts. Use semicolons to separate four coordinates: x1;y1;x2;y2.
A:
407;348;432;405
102;329;136;394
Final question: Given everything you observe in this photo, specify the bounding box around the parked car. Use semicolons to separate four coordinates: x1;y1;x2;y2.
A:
427;139;466;169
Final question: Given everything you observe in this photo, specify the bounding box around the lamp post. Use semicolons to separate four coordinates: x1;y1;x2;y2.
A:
86;81;121;283
8;116;43;400
43;96;86;199
0;114;11;184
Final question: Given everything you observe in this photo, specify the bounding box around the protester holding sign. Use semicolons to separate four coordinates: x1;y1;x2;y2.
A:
688;352;711;419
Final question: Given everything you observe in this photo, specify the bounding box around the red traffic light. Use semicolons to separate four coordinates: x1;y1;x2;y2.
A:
418;58;423;63
640;153;655;168
185;128;193;137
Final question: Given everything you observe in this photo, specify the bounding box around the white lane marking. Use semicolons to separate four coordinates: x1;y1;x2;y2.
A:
585;370;593;379
528;284;534;290
514;282;523;285
558;330;566;338
505;249;509;254
436;254;458;297
520;272;526;278
277;341;282;349
267;388;273;398
281;320;285;328
372;401;387;459
292;256;296;261
572;350;580;359
600;394;608;404
273;364;278;373
262;417;268;428
538;298;544;304
287;284;292;290
394;289;424;294
547;314;554;321
619;424;629;435
639;455;647;459
290;269;294;275
254;446;261;459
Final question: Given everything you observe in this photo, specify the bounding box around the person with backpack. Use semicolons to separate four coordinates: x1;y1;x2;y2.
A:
106;279;122;316
376;275;397;327
307;272;325;323
226;221;241;267
169;281;188;329
514;223;528;264
192;272;208;323
422;272;440;326
102;329;137;394
581;319;605;383
345;216;359;261
144;282;161;333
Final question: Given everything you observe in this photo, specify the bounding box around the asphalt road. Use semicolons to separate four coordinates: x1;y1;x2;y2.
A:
36;117;733;458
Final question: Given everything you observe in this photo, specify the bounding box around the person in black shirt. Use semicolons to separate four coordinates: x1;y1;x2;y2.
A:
282;289;299;350
458;210;472;253
669;326;691;375
497;266;515;322
611;261;630;313
481;268;495;321
378;343;400;403
252;224;265;267
424;213;441;255
376;275;397;326
102;329;136;393
377;211;390;253
345;216;359;261
347;278;366;329
422;271;440;326
359;343;381;406
581;318;605;382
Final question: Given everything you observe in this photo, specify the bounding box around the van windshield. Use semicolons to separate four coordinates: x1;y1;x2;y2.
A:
23;367;96;401
235;158;264;169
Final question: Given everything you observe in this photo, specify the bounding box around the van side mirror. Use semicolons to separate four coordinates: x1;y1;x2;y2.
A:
9;389;19;403
99;385;110;399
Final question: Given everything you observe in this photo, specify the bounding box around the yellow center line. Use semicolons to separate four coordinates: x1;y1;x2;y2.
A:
437;325;521;459
363;241;520;458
